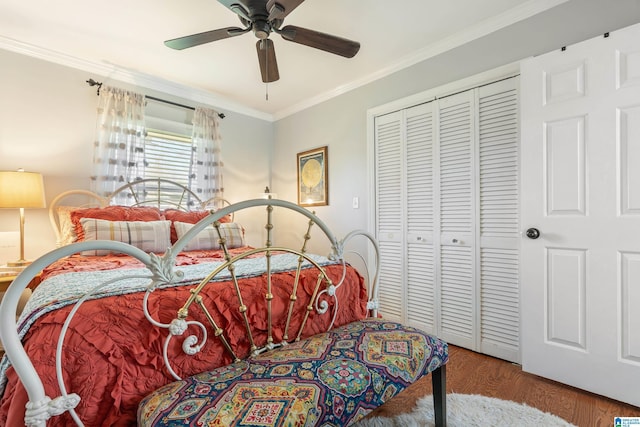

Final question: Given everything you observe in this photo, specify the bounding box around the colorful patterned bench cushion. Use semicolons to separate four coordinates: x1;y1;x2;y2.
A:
137;319;448;426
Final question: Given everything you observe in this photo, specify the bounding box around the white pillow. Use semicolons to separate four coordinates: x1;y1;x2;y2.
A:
79;218;171;255
56;206;77;246
174;221;245;251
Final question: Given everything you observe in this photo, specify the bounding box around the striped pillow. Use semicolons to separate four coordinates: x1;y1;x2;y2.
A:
71;206;164;242
79;218;171;255
174;221;245;251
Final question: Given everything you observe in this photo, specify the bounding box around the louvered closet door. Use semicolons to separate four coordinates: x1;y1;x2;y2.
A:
437;91;476;349
374;111;404;320
372;75;520;362
477;77;520;363
405;103;436;331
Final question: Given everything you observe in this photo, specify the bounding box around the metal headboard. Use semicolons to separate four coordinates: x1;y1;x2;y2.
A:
49;179;232;247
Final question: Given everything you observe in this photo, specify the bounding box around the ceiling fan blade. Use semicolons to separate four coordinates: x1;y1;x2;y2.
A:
280;25;360;58
165;27;246;50
256;39;280;83
267;0;305;20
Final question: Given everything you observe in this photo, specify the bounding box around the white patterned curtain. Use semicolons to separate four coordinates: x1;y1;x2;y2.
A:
91;86;146;204
191;107;223;202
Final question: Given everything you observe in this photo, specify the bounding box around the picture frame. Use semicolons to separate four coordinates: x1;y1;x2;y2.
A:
297;146;328;206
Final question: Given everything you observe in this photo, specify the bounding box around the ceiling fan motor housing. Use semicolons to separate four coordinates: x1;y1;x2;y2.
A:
164;0;360;83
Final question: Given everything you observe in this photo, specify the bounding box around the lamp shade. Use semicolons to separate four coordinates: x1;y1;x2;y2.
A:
0;171;46;209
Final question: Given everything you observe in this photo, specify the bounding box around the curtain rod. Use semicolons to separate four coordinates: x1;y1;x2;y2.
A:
85;78;225;119
145;96;225;119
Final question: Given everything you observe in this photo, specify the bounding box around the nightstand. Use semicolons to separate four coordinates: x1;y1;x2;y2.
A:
0;272;41;292
0;274;17;292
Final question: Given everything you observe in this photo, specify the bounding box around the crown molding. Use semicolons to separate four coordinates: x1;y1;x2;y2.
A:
0;36;274;122
272;0;568;120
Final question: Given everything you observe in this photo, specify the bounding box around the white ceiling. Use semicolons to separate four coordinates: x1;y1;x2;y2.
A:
0;0;613;119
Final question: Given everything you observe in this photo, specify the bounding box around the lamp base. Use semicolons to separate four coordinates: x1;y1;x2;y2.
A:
6;260;31;268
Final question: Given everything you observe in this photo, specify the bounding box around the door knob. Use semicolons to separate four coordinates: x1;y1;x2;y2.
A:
526;228;540;239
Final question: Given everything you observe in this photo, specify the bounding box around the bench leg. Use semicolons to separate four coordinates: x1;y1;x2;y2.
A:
431;365;447;427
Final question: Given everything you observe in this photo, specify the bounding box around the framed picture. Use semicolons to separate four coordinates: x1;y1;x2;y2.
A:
297;146;328;206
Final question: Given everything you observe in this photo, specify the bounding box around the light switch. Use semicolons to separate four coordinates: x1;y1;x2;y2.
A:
352;197;359;209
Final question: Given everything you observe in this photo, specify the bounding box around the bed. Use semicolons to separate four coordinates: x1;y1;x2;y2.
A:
0;179;448;427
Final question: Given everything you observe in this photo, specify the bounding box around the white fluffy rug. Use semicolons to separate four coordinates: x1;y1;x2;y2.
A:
357;393;576;427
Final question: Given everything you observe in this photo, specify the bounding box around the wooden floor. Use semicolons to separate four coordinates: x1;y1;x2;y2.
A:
366;345;640;427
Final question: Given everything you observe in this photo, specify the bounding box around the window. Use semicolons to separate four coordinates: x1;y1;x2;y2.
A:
144;129;193;186
92;90;222;205
141;129;197;207
142;100;225;208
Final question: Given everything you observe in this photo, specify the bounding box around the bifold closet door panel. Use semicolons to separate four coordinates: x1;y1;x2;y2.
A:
405;103;437;332
477;77;520;363
374;111;404;321
437;91;476;349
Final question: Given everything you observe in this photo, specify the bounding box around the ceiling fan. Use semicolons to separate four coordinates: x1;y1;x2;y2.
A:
164;0;360;83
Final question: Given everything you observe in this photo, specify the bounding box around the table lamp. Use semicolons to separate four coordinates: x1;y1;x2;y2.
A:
0;170;46;267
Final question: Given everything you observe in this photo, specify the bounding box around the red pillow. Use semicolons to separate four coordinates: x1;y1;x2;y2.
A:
163;209;211;223
126;206;164;222
71;206;164;242
71;206;129;242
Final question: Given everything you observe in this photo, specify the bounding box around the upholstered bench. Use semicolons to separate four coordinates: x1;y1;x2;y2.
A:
137;319;449;426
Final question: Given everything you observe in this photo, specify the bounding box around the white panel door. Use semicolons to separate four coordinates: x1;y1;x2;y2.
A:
521;24;640;406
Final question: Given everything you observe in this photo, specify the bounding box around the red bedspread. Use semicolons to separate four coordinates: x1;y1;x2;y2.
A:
0;251;369;426
39;247;254;280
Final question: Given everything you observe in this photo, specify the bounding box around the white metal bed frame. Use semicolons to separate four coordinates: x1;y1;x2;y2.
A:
0;180;380;426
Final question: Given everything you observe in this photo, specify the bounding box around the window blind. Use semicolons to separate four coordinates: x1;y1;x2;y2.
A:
142;129;194;205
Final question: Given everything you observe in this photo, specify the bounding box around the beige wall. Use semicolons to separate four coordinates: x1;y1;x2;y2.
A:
0;49;273;262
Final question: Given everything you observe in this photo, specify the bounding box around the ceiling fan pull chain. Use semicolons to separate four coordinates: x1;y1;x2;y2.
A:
264;39;269;101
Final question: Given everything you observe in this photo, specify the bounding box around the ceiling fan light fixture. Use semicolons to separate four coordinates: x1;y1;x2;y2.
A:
253;20;271;39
